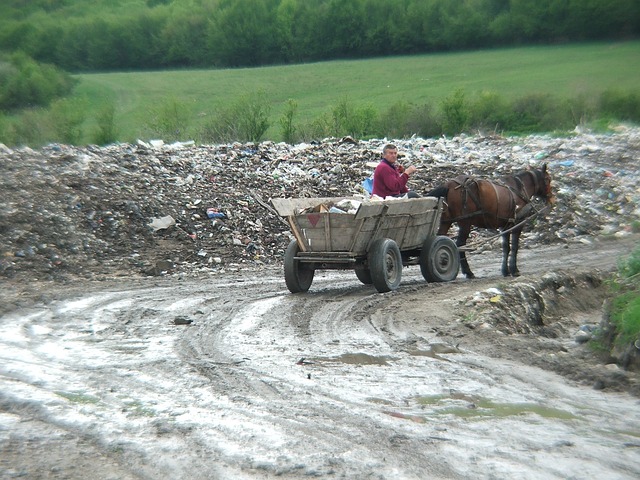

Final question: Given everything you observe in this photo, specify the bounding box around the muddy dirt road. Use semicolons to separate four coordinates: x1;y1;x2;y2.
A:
1;238;640;479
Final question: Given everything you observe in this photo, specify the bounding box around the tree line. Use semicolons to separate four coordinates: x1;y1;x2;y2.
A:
1;0;638;72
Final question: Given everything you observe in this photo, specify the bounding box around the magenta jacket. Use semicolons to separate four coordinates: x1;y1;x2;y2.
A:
372;159;409;198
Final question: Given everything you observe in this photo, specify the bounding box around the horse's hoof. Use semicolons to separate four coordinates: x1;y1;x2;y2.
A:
466;273;476;279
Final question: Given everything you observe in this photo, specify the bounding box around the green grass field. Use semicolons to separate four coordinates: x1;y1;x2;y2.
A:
67;40;640;142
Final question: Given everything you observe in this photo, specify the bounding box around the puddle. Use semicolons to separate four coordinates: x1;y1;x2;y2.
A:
55;391;100;404
416;394;576;420
314;353;396;365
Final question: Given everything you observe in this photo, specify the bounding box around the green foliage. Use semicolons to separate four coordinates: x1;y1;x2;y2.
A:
199;90;271;143
405;103;440;138
440;89;469;136
599;246;640;352
507;93;574;134
3;42;640;146
279;99;298;144
330;97;378;138
146;97;192;141
49;97;86;144
469;91;511;133
618;246;640;280
11;109;50;146
599;89;640;123
610;292;640;345
0;52;76;110
0;0;638;72
379;101;413;139
92;103;118;145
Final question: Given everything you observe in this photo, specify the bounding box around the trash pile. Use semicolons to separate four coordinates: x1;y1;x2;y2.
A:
1;125;638;283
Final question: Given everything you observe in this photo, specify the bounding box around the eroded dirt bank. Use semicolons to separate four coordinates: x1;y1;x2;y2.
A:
1;237;639;480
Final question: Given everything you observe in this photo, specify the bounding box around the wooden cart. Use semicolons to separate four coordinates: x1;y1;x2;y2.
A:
271;196;459;293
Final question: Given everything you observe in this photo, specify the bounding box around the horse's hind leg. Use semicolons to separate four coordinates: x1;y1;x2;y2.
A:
509;230;523;276
501;233;511;277
457;227;475;279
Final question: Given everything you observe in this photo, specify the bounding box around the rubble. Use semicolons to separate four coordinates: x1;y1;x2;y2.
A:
1;126;639;283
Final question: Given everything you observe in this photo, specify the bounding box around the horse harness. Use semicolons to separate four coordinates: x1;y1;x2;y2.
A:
449;172;539;225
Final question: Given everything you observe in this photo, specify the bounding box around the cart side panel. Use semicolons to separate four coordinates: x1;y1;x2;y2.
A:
351;199;443;252
271;197;360;217
355;197;440;219
294;213;361;252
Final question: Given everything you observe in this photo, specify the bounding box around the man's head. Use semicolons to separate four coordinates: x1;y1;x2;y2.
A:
382;144;398;163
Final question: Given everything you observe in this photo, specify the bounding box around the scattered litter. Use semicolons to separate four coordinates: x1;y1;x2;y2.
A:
1;128;638;282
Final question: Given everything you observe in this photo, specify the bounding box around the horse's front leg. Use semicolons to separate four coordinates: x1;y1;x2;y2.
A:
509;230;522;276
457;226;475;279
501;232;511;277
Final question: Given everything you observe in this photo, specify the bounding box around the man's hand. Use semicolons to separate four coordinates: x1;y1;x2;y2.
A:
405;165;417;176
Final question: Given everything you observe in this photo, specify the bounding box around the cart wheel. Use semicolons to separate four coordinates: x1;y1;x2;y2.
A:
354;267;373;285
284;240;314;293
420;236;459;282
368;238;402;293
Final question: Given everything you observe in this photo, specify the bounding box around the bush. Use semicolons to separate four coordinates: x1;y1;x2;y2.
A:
599;89;640;123
440;88;469;136
92;103;118;146
330;97;378;138
468;91;510;133
406;103;440;138
595;245;640;365
199;90;271;143
49;98;85;145
146;97;193;141
279;99;298;144
507;93;574;133
0;52;76;111
11;108;50;146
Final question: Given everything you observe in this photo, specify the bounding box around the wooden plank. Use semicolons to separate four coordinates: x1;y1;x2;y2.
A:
355;197;439;219
271;197;361;217
288;216;309;251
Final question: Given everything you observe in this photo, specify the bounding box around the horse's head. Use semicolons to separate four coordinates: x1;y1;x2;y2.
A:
534;163;555;205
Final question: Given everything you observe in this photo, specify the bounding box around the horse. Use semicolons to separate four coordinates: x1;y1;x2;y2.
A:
427;163;555;279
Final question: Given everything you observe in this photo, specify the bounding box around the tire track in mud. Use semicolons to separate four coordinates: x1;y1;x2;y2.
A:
178;272;462;478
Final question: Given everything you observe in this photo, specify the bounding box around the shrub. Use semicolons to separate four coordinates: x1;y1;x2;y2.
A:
11;108;50;146
49;97;85;145
296;113;333;142
598;89;640;123
379;101;412;138
468;91;510;133
146;97;192;141
596;245;640;359
440;88;469;136
199;90;271;143
330;97;378;139
92;103;118;146
406;103;440;138
507;93;574;133
279;99;298;144
566;93;596;126
0;52;76;111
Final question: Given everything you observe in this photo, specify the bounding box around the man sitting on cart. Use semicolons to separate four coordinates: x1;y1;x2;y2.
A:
372;144;420;199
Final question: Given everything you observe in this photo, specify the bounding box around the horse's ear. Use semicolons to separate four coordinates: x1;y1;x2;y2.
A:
542;163;548;173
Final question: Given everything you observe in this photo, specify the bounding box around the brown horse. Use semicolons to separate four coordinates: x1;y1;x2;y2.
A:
427;164;555;278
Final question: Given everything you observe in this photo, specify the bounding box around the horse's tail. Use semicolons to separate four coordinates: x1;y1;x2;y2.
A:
427;185;449;199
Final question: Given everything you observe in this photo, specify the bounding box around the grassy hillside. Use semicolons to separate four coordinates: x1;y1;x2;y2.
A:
8;40;640;144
